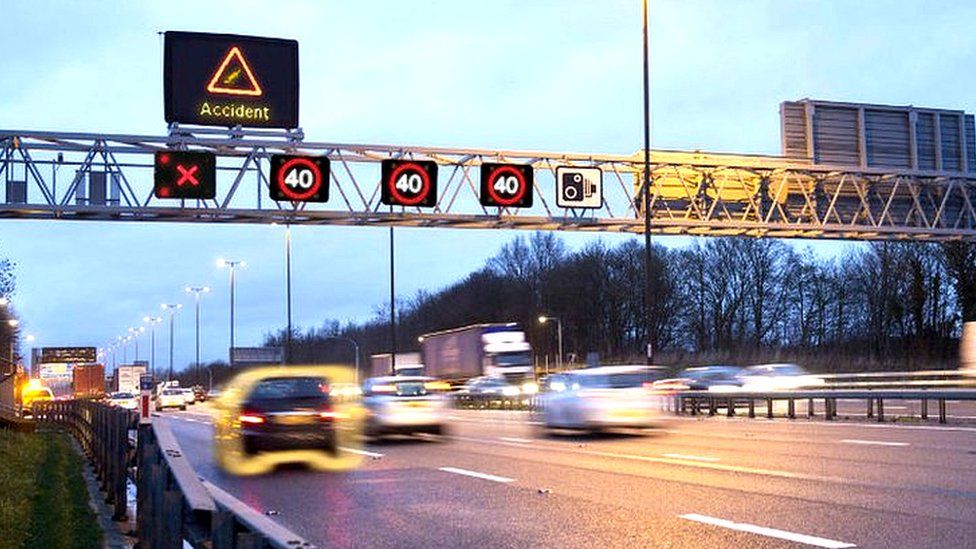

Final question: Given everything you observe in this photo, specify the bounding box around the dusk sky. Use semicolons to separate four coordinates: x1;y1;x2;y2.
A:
1;1;973;372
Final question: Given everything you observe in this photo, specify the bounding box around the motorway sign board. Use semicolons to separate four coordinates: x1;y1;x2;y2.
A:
480;163;533;208
231;346;284;364
270;154;330;202
164;31;299;129
556;167;603;209
40;346;96;364
380;160;438;207
154;151;217;199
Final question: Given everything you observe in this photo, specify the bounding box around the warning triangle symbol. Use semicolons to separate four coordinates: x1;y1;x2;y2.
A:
206;46;263;97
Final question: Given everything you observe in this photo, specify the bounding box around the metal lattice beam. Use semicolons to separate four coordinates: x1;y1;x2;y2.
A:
2;127;976;240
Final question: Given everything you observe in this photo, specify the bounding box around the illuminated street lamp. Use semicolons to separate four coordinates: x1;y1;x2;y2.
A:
128;326;146;362
143;316;163;377
216;258;245;367
185;285;211;388
538;315;563;371
161;303;182;381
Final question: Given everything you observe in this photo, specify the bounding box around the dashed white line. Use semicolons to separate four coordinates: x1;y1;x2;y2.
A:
662;453;720;462
680;513;856;548
438;466;514;483
499;437;532;444
840;439;909;447
340;447;384;458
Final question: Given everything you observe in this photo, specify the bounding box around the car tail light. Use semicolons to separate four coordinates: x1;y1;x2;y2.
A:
238;412;266;425
318;404;348;421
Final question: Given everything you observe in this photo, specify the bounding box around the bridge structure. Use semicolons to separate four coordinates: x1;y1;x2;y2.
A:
2;125;976;241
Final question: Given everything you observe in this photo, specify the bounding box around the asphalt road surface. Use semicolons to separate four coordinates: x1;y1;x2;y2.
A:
164;406;976;548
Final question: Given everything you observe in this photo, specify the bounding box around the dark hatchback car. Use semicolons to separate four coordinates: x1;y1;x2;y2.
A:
237;376;338;456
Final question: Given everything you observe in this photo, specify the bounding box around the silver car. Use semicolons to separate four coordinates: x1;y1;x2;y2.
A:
541;366;660;432
362;376;451;438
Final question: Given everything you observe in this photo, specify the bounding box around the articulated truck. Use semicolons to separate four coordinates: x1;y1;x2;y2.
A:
419;323;534;387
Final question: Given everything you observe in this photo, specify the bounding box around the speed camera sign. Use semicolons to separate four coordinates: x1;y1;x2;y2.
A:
270;154;330;202
480;163;533;208
556;166;602;209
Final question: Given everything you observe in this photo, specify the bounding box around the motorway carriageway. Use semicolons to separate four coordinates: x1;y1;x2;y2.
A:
163;406;976;548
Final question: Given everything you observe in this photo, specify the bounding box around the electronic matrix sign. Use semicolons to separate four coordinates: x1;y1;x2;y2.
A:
480;163;533;208
380;160;438;207
164;31;299;128
154;151;217;199
269;155;330;202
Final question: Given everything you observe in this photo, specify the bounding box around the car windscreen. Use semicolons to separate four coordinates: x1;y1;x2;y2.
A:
247;377;328;400
576;372;649;389
494;352;531;367
113;393;134;399
163;389;182;396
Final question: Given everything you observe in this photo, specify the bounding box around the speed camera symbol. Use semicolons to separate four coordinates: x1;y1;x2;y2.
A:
556;167;602;209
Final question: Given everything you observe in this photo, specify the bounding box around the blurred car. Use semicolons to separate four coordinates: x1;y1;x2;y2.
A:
362;376;451;438
539;373;570;393
681;365;744;390
456;376;526;408
21;385;54;416
235;376;337;456
107;391;138;410
193;386;207;402
736;363;824;391
541;365;662;432
156;388;186;411
179;388;197;406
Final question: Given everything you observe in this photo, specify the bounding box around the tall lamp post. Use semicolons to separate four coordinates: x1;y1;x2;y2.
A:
217;258;245;368
324;336;360;384
143;316;162;378
161;303;182;381
185;286;211;389
128;326;145;362
538;315;563;372
641;0;654;365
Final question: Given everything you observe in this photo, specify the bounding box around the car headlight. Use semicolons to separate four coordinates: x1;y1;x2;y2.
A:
501;386;521;397
521;382;539;395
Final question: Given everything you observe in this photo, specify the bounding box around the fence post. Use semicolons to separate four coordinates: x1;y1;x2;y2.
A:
708;398;717;417
136;426;155;547
824;398;833;420
807;398;814;418
162;489;184;549
211;507;235;549
787;399;795;419
866;398;874;418
939;399;947;424
921;399;928;420
726;397;735;417
748;398;755;418
113;410;128;521
877;398;884;423
766;398;773;419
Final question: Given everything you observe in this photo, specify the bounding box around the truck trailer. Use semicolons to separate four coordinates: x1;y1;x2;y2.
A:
71;363;105;399
368;352;424;378
419;323;534;387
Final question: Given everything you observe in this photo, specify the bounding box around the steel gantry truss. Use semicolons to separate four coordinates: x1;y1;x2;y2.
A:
2;126;976;240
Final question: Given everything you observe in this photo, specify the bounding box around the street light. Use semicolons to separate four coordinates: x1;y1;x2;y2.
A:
143;316;162;377
216;258;245;368
185;286;211;388
323;336;360;384
538;315;563;372
641;0;654;365
161;303;182;381
128;326;145;362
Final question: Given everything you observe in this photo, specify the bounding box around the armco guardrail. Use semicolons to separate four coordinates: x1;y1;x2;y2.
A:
673;389;976;424
34;399;135;520
37;400;314;548
818;369;976;389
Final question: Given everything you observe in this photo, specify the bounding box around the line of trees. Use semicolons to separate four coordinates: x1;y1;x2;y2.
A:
264;233;976;373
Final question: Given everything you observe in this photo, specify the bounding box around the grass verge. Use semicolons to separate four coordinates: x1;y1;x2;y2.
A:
0;429;102;549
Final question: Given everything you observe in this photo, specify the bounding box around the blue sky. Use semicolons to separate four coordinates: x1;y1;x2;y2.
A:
1;1;974;372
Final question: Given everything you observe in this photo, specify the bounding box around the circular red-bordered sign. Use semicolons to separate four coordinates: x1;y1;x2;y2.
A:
486;165;527;206
277;157;324;201
388;162;432;206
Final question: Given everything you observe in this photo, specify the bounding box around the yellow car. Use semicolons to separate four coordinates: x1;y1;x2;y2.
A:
21;386;54;416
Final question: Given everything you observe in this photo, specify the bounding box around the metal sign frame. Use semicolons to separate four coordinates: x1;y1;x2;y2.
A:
2;125;976;240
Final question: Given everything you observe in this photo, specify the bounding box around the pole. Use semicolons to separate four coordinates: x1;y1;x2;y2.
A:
150;327;155;378
641;0;654;365
389;224;397;374
168;311;174;381
134;335;139;363
229;264;236;368
557;318;563;371
194;292;200;376
285;226;293;364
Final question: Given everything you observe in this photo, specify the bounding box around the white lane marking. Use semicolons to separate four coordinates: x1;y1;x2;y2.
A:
840;439;909;447
500;437;533;444
340;447;384;458
438;466;514;483
662;453;720;462
680;513;856;548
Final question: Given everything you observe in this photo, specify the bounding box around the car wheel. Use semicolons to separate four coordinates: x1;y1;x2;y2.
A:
180;405;186;411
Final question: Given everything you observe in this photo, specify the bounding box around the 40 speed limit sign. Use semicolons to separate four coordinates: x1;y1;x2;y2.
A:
270;154;330;202
381;159;438;207
480;163;533;208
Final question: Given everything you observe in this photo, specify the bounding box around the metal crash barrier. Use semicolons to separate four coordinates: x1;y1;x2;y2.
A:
673;389;976;424
35;400;315;548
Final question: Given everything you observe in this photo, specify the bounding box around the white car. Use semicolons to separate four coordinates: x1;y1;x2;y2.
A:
156;388;187;411
362;376;451;437
107;392;138;410
736;364;825;391
541;365;660;432
179;388;196;406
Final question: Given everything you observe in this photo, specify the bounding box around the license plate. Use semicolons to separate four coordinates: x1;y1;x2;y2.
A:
276;415;315;425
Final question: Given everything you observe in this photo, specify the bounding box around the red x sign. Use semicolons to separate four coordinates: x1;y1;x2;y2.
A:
176;164;200;186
